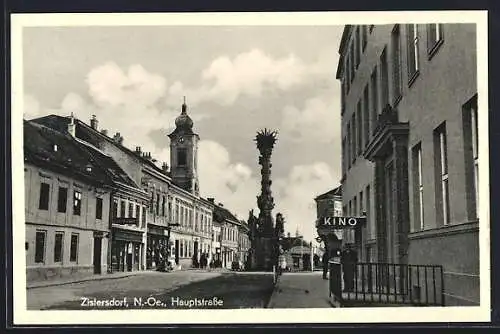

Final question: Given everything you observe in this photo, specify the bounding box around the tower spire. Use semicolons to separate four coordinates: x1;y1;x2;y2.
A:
182;96;187;114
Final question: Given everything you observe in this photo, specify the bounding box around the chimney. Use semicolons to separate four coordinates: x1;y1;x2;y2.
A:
207;198;215;203
100;129;108;136
113;132;123;145
135;146;142;155
218;202;224;207
90;115;98;130
161;162;169;172
68;113;76;137
287;232;291;238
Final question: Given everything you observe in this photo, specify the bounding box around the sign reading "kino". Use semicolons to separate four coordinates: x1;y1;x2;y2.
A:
316;216;367;229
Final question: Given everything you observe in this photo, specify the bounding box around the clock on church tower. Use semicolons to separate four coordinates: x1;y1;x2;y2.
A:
167;98;200;196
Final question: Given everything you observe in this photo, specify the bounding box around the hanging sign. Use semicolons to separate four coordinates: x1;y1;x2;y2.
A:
316;216;367;229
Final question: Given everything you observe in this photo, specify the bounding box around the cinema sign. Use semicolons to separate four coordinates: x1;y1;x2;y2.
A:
316;216;367;229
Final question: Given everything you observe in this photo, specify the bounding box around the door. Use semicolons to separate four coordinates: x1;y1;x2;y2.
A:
175;240;180;264
93;237;102;274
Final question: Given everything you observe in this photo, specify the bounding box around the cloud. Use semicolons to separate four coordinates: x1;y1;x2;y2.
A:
198;140;259;220
281;93;340;144
274;162;339;244
23;94;41;119
165;48;333;108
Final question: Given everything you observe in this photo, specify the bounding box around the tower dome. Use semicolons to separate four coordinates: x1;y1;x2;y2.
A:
174;98;193;131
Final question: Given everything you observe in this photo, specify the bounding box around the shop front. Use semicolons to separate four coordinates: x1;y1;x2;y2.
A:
111;228;144;272
146;225;169;270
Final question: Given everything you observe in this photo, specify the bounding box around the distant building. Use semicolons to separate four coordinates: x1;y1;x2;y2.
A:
211;200;242;269
336;24;478;305
24;120;114;281
314;186;343;258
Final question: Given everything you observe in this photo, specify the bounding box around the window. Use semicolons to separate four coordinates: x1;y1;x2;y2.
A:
39;183;50;210
362;25;368;51
392;25;402;104
350;43;355;83
176;204;180;224
57;187;68;213
120;200;126;218
342;138;346;176
427;24;444;57
355;27;361;69
156;194;160;215
357;101;363;155
96;197;103;220
407;24;420;84
352;113;357;163
363;85;370;146
434;123;450;225
178;148;187;166
366;185;371;237
347;123;351;169
70;233;79;262
463;95;479;219
413;143;424;230
73;190;82;216
35;230;46;263
162;196;166;216
142;205;146;227
113;198;118;218
341;80;346;114
380;48;389;109
168;201;172;219
54;232;64;262
345;59;351;93
371;68;379;134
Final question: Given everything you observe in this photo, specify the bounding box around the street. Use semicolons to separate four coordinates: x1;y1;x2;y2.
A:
27;270;275;310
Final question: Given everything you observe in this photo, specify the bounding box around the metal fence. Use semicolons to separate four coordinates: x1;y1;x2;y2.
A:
330;262;445;306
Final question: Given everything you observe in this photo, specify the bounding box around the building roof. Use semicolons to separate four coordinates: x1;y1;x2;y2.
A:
213;204;240;224
23;120;112;187
315;185;342;201
31;114;170;176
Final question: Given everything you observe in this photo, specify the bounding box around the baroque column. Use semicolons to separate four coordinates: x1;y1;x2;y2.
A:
254;128;278;270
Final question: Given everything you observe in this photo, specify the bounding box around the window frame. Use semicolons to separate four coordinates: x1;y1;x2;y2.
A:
35;230;47;264
54;231;64;263
70;233;79;262
96;197;103;220
407;24;420;86
392;24;403;106
73;189;82;216
57;186;68;213
38;182;50;211
427;23;444;59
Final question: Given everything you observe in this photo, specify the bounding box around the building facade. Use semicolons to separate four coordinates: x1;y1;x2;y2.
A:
24;121;114;282
337;24;478;305
212;201;241;269
315;186;344;259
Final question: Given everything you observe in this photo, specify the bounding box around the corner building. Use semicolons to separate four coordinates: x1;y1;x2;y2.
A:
337;24;478;305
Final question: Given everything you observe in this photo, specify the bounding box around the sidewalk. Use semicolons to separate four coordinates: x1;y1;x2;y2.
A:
27;270;151;289
266;271;334;308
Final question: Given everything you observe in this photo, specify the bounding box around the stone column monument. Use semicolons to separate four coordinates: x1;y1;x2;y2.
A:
254;128;278;271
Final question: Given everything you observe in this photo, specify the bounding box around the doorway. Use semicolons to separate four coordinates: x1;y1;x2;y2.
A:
93;237;102;274
175;240;180;265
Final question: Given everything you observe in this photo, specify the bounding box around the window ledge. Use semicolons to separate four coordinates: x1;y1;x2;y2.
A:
409;220;479;240
428;39;444;60
408;70;420;88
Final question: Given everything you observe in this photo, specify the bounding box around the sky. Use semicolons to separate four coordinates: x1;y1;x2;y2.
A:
23;24;344;244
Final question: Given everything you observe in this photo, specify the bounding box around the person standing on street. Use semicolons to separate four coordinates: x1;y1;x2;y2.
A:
322;251;329;279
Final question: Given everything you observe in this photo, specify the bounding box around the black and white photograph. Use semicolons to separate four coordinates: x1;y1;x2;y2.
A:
10;11;490;325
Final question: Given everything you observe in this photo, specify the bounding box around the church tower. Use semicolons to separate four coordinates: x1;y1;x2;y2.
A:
168;98;199;196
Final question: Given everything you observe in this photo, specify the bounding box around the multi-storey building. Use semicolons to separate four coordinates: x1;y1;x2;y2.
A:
238;220;251;267
31;101;215;270
336;24;478;305
211;200;242;269
24;120;114;281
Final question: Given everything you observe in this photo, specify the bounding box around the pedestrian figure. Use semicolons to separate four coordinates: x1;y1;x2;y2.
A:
341;245;358;292
322;252;329;279
279;254;287;275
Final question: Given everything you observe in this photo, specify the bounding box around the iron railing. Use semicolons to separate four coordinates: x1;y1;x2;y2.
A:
330;262;445;306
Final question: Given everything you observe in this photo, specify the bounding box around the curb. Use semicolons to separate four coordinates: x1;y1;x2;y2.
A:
27;272;138;290
265;276;282;308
